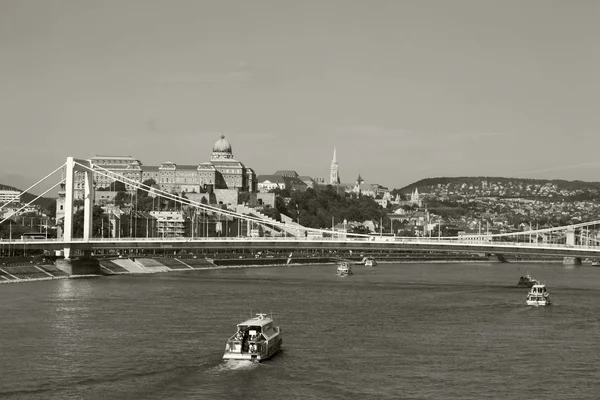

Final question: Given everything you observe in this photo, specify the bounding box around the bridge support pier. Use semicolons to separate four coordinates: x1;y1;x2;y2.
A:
55;157;100;275
56;257;102;275
563;257;582;266
563;227;581;265
494;254;508;263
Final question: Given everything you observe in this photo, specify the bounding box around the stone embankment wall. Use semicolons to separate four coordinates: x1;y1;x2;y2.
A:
0;263;69;283
5;251;550;284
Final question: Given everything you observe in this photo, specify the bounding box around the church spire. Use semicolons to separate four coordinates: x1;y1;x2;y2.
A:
330;147;340;184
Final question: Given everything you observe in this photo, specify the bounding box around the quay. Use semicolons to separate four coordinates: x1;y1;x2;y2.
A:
0;249;568;284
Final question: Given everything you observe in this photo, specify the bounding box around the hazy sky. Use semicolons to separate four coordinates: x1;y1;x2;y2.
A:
1;0;599;194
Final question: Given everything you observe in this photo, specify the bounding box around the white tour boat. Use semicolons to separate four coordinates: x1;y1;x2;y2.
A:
526;282;551;306
223;313;282;362
364;257;377;267
337;262;353;276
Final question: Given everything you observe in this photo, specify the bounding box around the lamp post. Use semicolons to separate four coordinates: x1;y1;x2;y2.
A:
129;192;133;238
9;220;12;257
296;204;300;238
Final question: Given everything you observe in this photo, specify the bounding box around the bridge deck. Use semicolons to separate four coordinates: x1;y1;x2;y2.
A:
3;237;600;258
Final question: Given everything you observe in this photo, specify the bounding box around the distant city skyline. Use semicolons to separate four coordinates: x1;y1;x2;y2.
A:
1;0;599;194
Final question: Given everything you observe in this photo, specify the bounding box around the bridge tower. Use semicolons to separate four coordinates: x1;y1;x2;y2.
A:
564;227;582;265
56;157;101;275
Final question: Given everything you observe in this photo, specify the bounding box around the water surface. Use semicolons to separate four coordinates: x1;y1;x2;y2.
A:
1;262;599;399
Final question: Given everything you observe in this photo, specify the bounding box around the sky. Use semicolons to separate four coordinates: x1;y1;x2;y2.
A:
1;0;599;195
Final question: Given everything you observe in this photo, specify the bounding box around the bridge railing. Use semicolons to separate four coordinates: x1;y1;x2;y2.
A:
3;236;599;251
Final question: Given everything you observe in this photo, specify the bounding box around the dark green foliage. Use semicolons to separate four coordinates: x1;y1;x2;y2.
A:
108;181;127;192
0;220;28;239
260;205;281;222
71;205;112;238
276;187;386;230
238;191;251;204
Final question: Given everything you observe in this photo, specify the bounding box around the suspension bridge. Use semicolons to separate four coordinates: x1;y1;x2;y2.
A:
2;157;600;274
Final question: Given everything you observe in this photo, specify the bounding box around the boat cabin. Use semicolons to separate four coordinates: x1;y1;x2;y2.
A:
224;313;283;361
227;314;280;354
527;283;550;304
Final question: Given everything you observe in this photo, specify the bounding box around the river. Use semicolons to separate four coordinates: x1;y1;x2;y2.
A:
1;262;599;399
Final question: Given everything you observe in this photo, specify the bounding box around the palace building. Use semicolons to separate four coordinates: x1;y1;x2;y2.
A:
73;135;256;200
141;134;257;194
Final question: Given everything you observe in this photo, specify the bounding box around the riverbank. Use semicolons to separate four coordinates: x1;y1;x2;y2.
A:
0;274;102;284
0;253;574;284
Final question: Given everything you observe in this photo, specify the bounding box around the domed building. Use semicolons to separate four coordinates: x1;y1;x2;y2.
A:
138;134;256;195
197;134;256;191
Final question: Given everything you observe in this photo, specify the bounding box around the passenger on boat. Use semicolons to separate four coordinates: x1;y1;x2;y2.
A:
235;330;244;340
249;329;259;341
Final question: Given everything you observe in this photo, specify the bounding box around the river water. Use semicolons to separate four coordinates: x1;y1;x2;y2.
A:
1;262;599;400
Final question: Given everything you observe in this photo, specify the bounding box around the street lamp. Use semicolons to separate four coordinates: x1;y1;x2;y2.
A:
9;220;12;257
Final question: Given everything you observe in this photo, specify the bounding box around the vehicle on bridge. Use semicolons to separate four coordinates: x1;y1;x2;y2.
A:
526;282;551;306
337;262;353;276
223;313;282;362
20;233;48;240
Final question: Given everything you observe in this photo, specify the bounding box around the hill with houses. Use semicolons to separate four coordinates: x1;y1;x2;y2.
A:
0;184;55;209
397;177;600;201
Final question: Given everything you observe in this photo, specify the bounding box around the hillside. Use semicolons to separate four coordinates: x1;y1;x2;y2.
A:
0;184;55;209
397;177;600;201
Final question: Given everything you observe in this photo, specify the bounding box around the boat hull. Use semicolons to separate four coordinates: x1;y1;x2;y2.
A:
526;299;551;306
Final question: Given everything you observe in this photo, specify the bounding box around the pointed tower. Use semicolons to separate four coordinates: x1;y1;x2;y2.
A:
356;173;364;185
330;147;340;184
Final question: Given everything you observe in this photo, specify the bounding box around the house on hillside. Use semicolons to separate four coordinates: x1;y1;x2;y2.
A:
257;175;287;192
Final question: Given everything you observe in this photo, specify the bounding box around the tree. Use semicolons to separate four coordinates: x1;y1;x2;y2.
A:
238;191;251;205
261;205;281;222
71;205;112;238
271;187;387;229
45;201;57;219
106;180;127;192
0;220;27;239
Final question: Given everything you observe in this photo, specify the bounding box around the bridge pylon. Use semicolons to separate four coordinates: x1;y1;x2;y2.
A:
563;227;582;265
56;157;101;275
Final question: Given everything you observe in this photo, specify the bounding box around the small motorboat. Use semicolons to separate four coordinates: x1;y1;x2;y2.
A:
364;257;377;267
517;273;537;288
526;282;551;306
223;313;282;362
337;262;353;276
592;260;600;267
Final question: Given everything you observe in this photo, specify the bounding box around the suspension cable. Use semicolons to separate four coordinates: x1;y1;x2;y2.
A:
74;161;369;238
0;179;65;225
0;163;65;212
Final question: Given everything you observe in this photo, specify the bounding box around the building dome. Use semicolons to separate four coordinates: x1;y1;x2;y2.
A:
213;134;232;153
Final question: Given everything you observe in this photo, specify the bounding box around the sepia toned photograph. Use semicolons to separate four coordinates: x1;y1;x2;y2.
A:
1;0;599;399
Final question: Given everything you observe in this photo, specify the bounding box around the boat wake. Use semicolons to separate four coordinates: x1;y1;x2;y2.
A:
211;359;258;373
